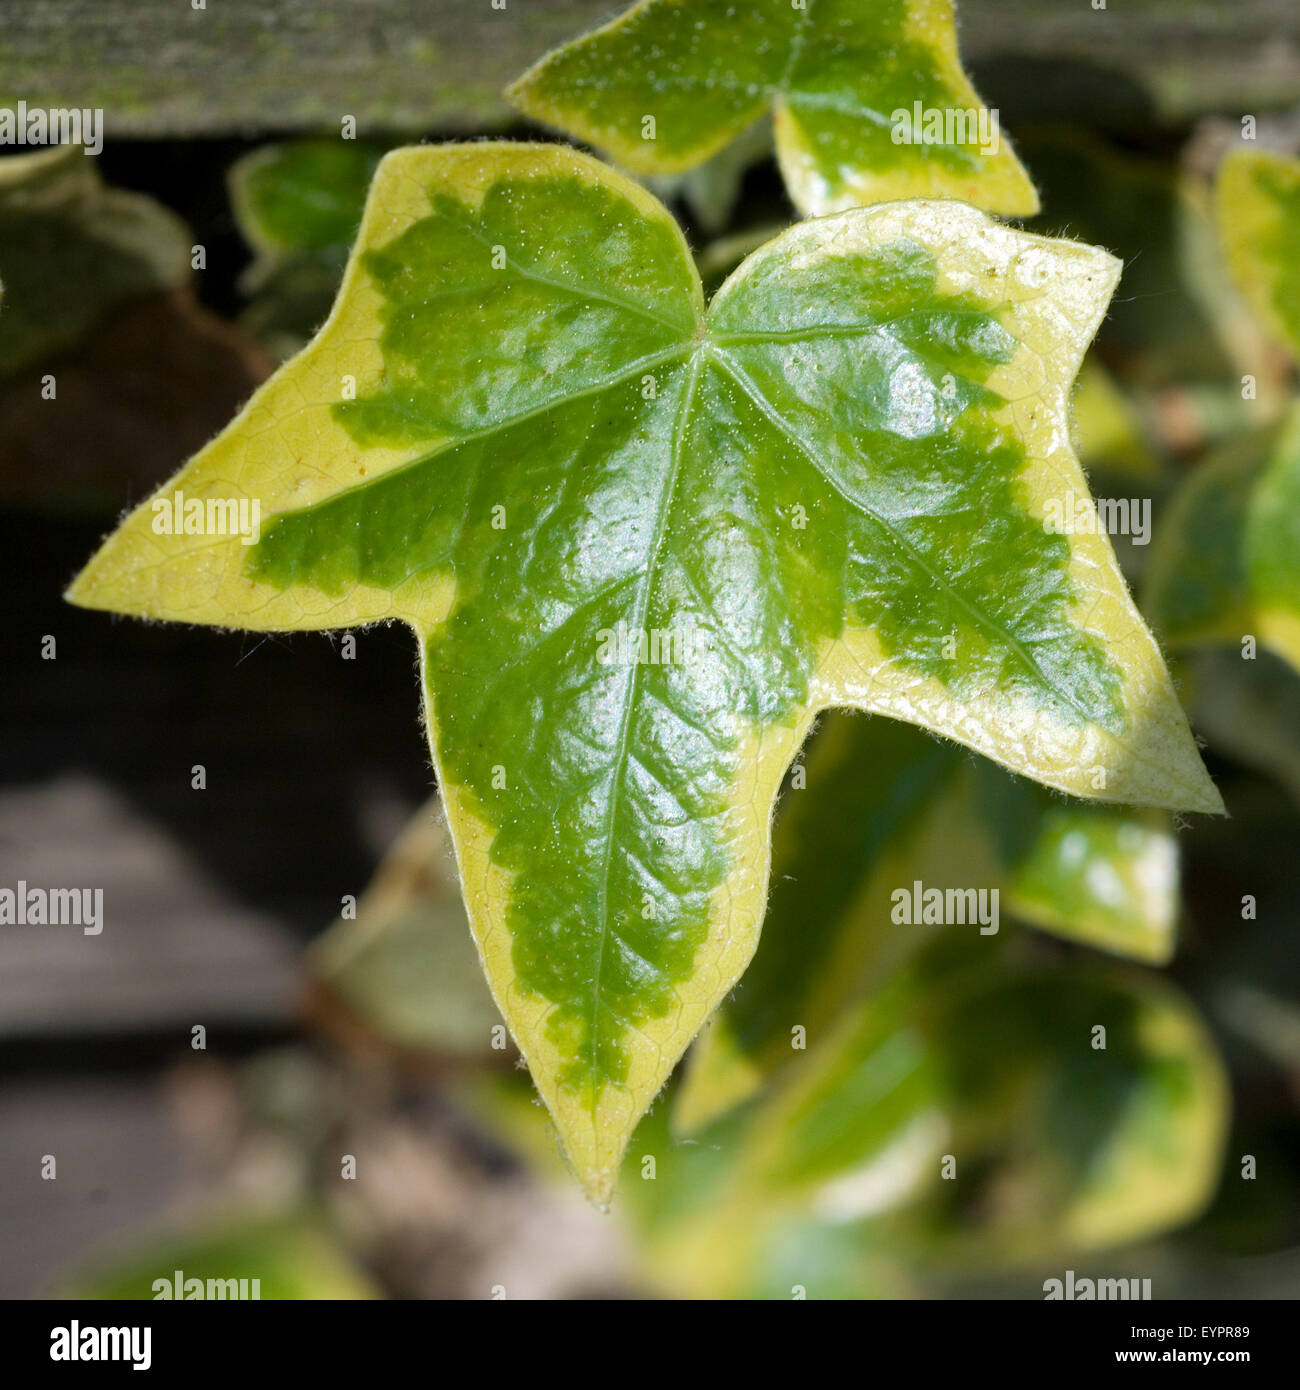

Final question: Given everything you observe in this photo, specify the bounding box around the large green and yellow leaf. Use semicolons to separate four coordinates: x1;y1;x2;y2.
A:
506;0;1038;218
68;143;1217;1202
1216;148;1300;362
1145;405;1300;675
0;144;191;374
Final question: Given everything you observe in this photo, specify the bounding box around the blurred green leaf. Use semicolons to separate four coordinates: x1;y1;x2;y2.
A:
60;1215;381;1300
1022;131;1231;390
968;758;1177;965
679;713;1181;1131
1184;646;1300;808
913;966;1227;1260
229;139;385;268
644;120;774;235
1216;147;1300;363
0;145;191;374
228;139;385;358
1146;403;1300;676
1070;354;1164;482
234;257;346;365
657;956;1227;1294
309;799;504;1061
1021;129;1293;454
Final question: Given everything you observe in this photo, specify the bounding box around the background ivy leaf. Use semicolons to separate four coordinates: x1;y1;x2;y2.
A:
59;1215;381;1300
1070;355;1164;484
1145;405;1300;676
966;759;1177;963
902;965;1228;1263
680;959;1225;1294
679;712;1181;1132
643;120;776;236
0;144;191;374
583;946;1228;1296
1216;147;1300;363
1020;129;1292;455
230;139;386;268
1022;131;1233;392
228;140;386;361
463;946;1226;1297
505;0;1039;218
308;799;505;1063
1184;647;1300;810
69;142;1217;1203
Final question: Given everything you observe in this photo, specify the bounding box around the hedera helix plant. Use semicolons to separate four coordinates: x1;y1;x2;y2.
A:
1145;149;1300;677
505;0;1037;218
310;764;1219;1296
68;2;1224;1204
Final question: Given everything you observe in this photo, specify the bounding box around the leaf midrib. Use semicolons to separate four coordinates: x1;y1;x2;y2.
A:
550;332;1109;1115
587;351;707;1104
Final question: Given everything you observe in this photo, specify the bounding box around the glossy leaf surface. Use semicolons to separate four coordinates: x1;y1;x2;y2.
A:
69;143;1216;1201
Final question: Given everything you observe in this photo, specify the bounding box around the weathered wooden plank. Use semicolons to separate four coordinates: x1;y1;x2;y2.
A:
1;1;1296;139
0;777;300;1035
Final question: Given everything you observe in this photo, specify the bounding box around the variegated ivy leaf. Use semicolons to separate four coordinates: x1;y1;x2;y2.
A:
903;967;1227;1261
68;143;1217;1203
1146;404;1300;677
506;0;1038;219
228;140;386;360
0;144;191;374
230;140;386;272
678;711;1180;1133
1216;148;1300;362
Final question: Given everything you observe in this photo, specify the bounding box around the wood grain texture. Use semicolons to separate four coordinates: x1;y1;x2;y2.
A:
2;0;1296;138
